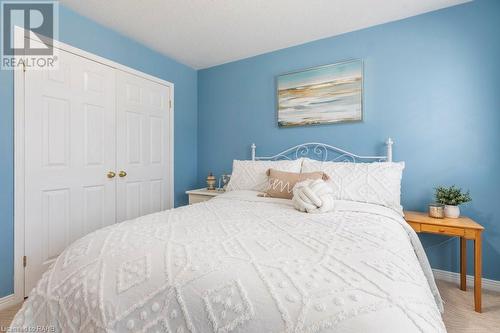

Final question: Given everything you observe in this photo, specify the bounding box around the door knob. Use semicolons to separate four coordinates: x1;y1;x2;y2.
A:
107;171;116;178
119;170;127;177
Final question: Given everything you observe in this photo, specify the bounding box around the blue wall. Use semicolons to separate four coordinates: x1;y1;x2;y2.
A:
198;0;500;280
0;6;198;297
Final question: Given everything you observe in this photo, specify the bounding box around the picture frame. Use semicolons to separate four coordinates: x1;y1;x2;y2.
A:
277;59;363;127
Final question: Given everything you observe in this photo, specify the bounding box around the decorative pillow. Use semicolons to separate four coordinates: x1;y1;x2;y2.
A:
226;159;302;192
263;169;329;199
301;159;405;213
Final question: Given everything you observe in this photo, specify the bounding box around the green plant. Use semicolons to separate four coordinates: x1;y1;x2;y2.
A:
434;185;472;206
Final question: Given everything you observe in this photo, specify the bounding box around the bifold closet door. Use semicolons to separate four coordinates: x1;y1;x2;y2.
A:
115;71;171;222
24;47;117;294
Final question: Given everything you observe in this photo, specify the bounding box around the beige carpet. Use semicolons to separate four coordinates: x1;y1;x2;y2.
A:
0;301;22;331
438;280;500;333
1;280;499;332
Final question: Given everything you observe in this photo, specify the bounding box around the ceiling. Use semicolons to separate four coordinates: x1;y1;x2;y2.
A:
60;0;469;69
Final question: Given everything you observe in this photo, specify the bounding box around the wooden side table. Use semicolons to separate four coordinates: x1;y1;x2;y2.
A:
185;188;224;205
404;211;484;312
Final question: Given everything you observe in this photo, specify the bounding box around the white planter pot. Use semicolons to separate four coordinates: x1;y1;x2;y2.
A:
444;205;460;218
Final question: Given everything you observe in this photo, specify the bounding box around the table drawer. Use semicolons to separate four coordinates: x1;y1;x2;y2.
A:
188;194;213;205
421;224;465;236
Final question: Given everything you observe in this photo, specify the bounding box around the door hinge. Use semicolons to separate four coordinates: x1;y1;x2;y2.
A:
23;255;27;267
169;100;172;109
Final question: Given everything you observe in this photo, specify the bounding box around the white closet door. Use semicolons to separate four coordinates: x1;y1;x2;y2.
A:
24;47;116;294
116;71;171;222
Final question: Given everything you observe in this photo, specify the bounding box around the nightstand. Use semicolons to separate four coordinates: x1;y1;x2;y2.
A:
404;211;484;312
185;188;224;205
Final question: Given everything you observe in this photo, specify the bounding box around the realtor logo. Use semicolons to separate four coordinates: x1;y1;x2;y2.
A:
1;0;59;70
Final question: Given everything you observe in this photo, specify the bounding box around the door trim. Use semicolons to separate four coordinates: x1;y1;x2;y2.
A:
14;28;175;302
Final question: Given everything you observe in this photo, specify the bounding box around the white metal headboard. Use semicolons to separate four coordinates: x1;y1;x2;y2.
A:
251;138;393;162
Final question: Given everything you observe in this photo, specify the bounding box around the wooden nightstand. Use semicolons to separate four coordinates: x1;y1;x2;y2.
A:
185;188;224;205
404;211;484;312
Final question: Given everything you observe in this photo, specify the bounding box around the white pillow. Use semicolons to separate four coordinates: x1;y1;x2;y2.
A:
226;159;302;192
301;159;405;213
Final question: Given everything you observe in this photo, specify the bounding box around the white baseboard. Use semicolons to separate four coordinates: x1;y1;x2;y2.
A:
0;294;17;312
432;269;500;292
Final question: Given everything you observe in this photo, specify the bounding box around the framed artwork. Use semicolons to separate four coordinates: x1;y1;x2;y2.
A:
277;59;363;127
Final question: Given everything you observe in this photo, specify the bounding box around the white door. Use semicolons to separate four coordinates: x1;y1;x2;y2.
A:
24;47;117;294
115;71;171;222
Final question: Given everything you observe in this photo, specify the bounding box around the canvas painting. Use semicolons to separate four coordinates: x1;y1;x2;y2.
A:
277;60;363;127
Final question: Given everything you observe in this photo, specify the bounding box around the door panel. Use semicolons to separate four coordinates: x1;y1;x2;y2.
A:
83;185;106;234
126;111;143;164
125;181;142;219
42;97;70;167
43;188;70;260
150;180;163;212
116;71;171;222
24;45;116;295
150;117;163;164
84;104;106;165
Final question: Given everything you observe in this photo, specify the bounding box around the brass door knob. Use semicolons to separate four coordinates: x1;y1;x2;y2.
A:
107;171;116;178
119;170;127;177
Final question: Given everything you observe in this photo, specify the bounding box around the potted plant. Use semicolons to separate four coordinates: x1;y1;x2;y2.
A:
434;185;472;218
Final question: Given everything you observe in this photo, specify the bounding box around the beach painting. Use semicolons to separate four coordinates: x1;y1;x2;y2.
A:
277;60;363;127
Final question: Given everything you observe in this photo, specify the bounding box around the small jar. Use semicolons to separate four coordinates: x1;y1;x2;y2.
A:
428;203;445;219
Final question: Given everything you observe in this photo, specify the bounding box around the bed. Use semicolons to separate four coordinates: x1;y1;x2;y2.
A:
11;140;446;333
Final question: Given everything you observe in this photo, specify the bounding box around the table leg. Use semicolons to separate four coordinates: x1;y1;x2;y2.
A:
460;237;466;291
474;231;482;313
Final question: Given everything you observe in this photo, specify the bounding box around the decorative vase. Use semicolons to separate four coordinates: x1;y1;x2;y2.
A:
444;205;460;218
206;172;216;190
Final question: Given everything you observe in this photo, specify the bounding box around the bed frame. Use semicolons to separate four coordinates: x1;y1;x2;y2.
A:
251;138;393;162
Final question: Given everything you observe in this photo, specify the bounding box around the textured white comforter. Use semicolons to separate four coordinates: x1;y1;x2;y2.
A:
11;191;445;333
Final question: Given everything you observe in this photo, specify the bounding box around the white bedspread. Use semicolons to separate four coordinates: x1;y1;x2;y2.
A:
11;191;445;333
